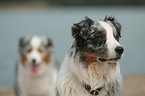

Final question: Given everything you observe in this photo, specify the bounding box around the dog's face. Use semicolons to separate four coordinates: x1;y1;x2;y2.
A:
72;16;124;65
19;36;53;75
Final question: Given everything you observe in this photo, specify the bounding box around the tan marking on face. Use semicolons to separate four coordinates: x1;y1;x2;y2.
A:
42;53;50;65
83;52;97;66
21;53;27;65
102;30;107;35
83;48;108;67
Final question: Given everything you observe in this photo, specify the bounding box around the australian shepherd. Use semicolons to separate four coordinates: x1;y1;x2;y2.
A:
56;16;124;96
15;36;58;96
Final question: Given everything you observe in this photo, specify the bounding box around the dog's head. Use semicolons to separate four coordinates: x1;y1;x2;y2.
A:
72;16;124;65
19;36;54;75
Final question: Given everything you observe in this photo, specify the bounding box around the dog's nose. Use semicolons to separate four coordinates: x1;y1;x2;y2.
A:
32;59;36;63
115;46;124;55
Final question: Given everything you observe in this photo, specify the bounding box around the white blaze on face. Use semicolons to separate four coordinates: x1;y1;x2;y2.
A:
27;36;42;65
99;21;121;58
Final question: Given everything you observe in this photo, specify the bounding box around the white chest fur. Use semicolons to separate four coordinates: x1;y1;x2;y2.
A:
17;64;56;96
56;54;122;96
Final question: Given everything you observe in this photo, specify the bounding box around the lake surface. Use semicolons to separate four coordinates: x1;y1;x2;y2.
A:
0;6;145;87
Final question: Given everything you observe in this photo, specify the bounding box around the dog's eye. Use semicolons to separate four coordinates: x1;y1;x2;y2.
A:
114;33;120;42
27;49;32;53
113;32;120;42
116;36;120;42
38;47;43;53
38;49;43;53
27;46;33;53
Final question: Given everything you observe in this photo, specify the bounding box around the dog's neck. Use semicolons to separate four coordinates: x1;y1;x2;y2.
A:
70;48;120;90
30;71;49;79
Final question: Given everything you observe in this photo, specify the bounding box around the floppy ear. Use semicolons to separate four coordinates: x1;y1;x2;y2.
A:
19;36;31;52
19;37;25;49
72;17;94;47
72;17;94;40
41;37;54;48
46;38;54;47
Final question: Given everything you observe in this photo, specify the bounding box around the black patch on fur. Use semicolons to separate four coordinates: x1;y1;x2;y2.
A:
40;37;54;54
72;17;106;52
19;36;31;52
72;17;94;47
44;38;53;47
87;30;106;52
40;37;54;50
104;16;122;41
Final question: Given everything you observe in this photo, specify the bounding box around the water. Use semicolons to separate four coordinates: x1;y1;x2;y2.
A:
0;6;145;87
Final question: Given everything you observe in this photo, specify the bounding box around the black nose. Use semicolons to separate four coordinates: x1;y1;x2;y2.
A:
115;46;124;55
32;59;36;63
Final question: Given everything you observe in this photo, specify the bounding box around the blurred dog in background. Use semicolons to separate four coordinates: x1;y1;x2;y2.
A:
15;36;58;96
57;16;124;96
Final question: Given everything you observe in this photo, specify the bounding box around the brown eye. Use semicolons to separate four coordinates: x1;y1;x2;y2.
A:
113;32;120;42
27;46;32;53
27;48;32;53
38;49;43;53
38;47;43;53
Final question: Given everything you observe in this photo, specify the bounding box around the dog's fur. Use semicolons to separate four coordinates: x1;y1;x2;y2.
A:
15;36;58;96
56;16;124;96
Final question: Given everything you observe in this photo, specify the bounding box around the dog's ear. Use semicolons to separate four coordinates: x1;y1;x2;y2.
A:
19;36;31;52
46;38;54;47
104;16;122;37
72;17;94;39
41;37;54;48
72;17;94;46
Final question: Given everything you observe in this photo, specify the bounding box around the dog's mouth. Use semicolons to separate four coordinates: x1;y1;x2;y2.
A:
98;56;121;63
31;63;39;74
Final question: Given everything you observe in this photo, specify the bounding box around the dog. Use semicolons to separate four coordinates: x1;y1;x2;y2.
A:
56;16;124;96
15;36;58;96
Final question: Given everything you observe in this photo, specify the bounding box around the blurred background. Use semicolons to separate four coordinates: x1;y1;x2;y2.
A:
0;0;145;96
